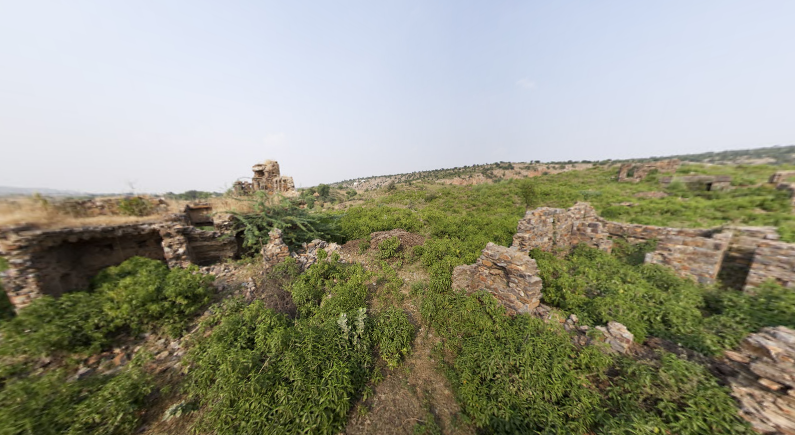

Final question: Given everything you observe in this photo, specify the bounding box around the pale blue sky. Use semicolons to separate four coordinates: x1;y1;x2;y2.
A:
1;1;793;193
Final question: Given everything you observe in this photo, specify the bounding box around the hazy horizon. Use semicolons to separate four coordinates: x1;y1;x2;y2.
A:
2;1;794;193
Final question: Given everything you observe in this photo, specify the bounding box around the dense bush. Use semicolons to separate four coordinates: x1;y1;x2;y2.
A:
92;257;214;336
231;194;342;251
373;307;414;369
0;257;213;357
0;361;154;435
185;256;413;434
532;244;795;355
377;236;401;259
418;283;752;434
117;197;153;216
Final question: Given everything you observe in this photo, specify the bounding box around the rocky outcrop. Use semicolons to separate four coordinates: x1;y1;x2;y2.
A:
452;242;543;315
724;327;795;434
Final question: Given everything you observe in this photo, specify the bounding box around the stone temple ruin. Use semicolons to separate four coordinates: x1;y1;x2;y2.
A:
233;160;297;196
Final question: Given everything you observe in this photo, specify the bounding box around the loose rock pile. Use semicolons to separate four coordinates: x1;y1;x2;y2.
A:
261;228;342;272
723;326;795;434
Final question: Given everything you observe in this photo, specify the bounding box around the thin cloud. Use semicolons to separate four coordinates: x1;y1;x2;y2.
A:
516;78;537;90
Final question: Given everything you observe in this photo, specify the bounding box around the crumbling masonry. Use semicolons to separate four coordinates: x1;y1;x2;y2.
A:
511;202;791;289
0;214;240;310
233;160;297;197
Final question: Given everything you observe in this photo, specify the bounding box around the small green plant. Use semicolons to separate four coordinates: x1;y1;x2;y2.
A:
378;236;401;259
117;197;153;216
373;308;414;369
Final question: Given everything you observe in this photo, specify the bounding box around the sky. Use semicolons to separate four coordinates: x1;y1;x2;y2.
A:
1;1;794;193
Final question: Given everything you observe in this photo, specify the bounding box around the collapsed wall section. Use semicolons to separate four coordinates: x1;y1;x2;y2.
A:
745;241;795;292
452;242;543;315
511;202;777;287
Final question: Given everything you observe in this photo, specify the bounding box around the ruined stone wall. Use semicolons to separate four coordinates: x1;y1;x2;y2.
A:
617;159;680;182
0;221;240;310
723;326;795;434
745;241;795;292
645;232;732;285
452;242;543;315
511;203;792;288
0;224;166;308
239;160;298;197
511;203;612;253
660;175;733;191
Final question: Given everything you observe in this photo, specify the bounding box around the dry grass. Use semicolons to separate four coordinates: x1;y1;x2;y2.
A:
0;195;258;230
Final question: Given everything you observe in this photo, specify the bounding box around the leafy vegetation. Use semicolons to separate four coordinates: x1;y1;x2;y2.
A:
230;193;342;251
0;361;154;435
0;257;211;435
0;257;213;357
416;283;752;434
4;159;795;433
184;255;414;434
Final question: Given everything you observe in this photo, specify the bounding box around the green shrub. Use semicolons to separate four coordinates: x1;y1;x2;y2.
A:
117;197;153;216
0;257;14;322
373;308;414;369
0;292;109;356
417;282;751;434
0;257;214;357
378;236;401;259
93;257;214;336
230;194;342;251
0;363;154;435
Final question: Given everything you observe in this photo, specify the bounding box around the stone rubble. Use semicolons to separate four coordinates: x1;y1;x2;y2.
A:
261;228;342;272
723;326;795;434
